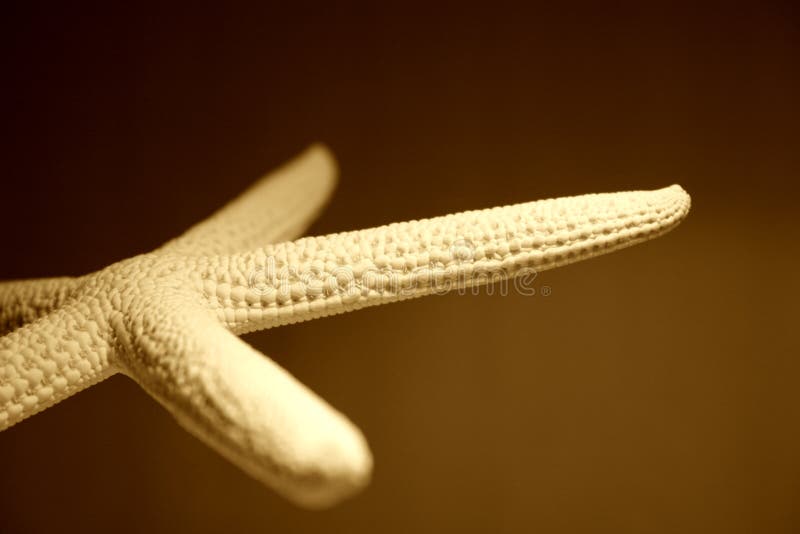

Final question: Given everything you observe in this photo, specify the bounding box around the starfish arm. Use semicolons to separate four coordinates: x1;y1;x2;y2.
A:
162;144;338;255
125;300;371;508
200;185;690;334
0;303;117;430
0;277;80;336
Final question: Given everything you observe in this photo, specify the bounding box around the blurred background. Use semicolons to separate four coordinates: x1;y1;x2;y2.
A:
0;2;797;533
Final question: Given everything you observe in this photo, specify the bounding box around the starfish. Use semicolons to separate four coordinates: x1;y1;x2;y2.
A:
0;145;690;507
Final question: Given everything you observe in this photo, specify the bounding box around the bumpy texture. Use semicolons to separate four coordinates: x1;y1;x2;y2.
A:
0;144;691;507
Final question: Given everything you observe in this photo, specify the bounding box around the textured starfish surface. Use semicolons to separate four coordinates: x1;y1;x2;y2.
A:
0;145;690;507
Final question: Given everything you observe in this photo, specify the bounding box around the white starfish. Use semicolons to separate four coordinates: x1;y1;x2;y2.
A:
0;145;690;507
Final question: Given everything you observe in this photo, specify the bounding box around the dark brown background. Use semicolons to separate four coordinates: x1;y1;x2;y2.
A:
1;2;797;533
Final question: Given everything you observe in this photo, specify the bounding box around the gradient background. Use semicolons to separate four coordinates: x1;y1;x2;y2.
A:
1;3;798;533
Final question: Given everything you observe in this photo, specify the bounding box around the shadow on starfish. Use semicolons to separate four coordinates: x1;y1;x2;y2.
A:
0;144;691;507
